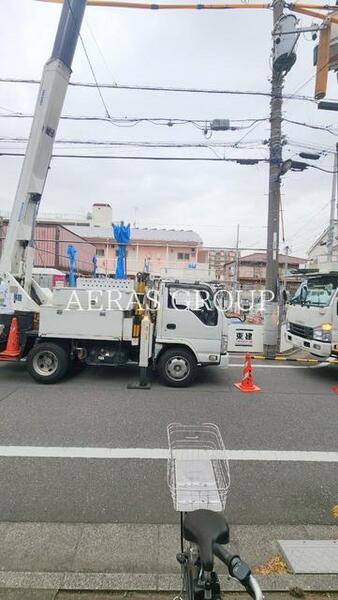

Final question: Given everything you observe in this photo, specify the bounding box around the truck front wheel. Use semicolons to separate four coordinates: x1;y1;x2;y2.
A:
157;347;197;387
26;342;70;384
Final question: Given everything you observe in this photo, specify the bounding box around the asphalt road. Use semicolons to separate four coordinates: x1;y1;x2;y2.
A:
0;358;337;524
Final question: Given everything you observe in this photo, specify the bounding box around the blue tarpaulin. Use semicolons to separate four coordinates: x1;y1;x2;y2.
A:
112;222;131;279
67;244;77;287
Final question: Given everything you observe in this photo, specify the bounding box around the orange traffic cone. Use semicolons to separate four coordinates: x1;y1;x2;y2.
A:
0;317;20;360
333;386;338;395
234;352;261;393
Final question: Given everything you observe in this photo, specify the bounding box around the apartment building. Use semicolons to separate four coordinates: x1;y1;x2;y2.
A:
68;225;215;279
203;248;237;281
225;252;305;290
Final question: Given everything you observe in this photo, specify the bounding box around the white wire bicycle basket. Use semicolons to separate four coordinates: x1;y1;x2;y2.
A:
167;423;230;513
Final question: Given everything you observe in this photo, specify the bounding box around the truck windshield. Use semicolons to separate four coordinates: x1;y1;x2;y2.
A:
291;275;338;307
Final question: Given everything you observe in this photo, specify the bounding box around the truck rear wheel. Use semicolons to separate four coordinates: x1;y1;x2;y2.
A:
26;342;70;384
157;347;197;387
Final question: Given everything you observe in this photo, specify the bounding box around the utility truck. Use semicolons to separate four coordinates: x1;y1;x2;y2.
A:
0;0;229;386
285;264;338;360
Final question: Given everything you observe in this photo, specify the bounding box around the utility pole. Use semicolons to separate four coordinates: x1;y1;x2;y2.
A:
327;143;338;263
263;0;285;358
337;144;338;261
283;244;289;290
0;217;3;260
234;224;240;302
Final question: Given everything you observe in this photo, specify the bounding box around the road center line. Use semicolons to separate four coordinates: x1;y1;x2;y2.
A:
0;446;337;462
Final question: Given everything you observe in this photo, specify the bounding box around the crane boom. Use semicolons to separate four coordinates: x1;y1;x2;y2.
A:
0;0;86;311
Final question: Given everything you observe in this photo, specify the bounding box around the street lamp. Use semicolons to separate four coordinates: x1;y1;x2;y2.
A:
279;159;308;175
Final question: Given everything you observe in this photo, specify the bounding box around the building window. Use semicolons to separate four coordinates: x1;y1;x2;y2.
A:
177;252;190;261
96;249;104;257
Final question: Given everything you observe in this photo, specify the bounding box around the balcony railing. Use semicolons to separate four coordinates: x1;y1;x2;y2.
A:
97;258;215;280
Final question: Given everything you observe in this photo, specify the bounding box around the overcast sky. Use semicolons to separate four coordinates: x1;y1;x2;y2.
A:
1;0;337;257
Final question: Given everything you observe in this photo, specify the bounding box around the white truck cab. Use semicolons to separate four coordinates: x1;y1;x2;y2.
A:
155;281;228;368
286;267;338;359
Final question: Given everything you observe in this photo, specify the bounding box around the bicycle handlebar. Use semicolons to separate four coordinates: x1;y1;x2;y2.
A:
214;543;234;567
246;574;264;600
214;544;264;600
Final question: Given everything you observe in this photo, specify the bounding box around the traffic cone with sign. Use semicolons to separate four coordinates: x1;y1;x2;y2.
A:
234;352;261;393
0;317;20;360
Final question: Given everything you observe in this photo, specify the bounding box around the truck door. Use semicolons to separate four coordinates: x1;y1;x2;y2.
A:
159;283;222;362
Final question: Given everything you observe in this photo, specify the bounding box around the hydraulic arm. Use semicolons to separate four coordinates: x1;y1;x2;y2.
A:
0;0;86;311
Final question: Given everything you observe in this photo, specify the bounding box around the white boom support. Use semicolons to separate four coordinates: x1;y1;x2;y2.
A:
0;0;86;312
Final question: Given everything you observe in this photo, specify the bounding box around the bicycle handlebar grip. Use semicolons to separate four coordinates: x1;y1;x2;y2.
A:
214;545;264;600
213;543;236;567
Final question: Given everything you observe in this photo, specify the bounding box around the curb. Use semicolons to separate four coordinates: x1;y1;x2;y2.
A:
251;355;338;364
1;572;338;592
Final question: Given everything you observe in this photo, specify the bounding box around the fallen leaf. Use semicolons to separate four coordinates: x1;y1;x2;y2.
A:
253;554;288;575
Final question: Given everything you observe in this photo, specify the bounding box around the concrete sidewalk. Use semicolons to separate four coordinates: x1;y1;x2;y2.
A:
2;594;338;600
0;523;337;593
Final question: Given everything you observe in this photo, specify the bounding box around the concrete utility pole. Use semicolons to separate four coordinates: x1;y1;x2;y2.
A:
264;10;298;357
264;0;284;357
327;143;338;262
283;244;289;290
263;0;285;358
234;224;240;299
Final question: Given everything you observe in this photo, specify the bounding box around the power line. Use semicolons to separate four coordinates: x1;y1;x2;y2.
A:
286;55;331;100
287;139;334;154
283;118;338;135
304;163;338;173
3;109;338;136
33;242;93;268
0;112;268;129
287;199;331;242
2;142;335;169
0;152;267;162
83;14;118;87
0;105;21;114
65;0;112;119
0;135;268;149
3;149;336;171
232;119;267;146
0;77;324;102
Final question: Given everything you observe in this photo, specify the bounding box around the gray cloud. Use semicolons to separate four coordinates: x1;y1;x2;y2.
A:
0;0;336;256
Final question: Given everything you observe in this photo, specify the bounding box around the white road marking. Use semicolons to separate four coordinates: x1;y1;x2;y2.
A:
228;363;328;369
0;446;337;462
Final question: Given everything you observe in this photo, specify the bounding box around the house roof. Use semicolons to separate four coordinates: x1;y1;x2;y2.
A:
237;252;305;265
68;225;203;245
